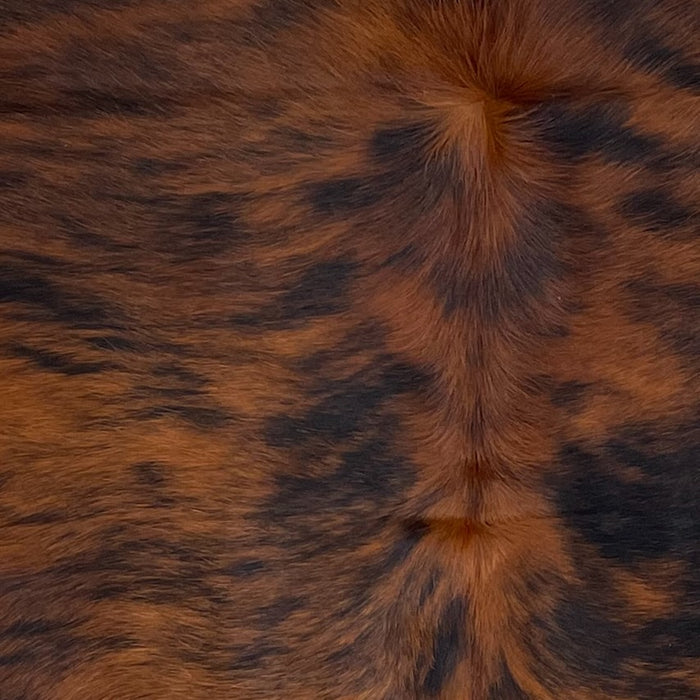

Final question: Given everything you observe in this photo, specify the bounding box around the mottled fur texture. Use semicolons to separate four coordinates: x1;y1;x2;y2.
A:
0;0;698;698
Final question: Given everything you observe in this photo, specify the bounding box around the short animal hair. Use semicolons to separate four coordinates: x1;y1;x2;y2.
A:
0;1;698;697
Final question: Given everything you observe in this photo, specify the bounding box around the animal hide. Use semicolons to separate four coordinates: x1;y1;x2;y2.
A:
0;1;698;697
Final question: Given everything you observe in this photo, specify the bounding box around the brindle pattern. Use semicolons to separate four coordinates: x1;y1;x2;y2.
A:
0;1;698;698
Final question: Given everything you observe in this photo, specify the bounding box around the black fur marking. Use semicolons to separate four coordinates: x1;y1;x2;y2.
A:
636;613;700;662
434;201;567;319
132;461;168;488
9;343;113;375
255;596;305;627
243;0;338;37
231;259;358;329
3;618;79;638
0;612;136;676
626;35;700;93
554;428;698;564
369;121;434;164
309;120;458;218
225;560;267;577
419;570;441;607
228;643;289;670
265;360;428;447
422;597;469;695
665;62;700;92
274;259;357;323
625;278;700;361
537;589;629;686
0;264;121;329
156;192;251;258
381;243;424;271
307;176;385;215
620;189;694;236
62;89;163;116
271;126;337;155
556;444;673;562
532;573;699;697
382;519;430;570
46;533;230;606
531;101;661;164
0;0;137;26
6;510;66;526
0;171;28;188
550;381;590;411
267;436;412;519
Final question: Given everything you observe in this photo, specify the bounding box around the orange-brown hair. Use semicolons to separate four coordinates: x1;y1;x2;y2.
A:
0;1;698;697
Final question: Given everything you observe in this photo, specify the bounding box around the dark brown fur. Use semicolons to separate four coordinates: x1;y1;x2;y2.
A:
0;1;698;698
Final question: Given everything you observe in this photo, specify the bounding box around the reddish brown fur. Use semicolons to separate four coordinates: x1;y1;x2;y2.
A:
0;1;698;698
